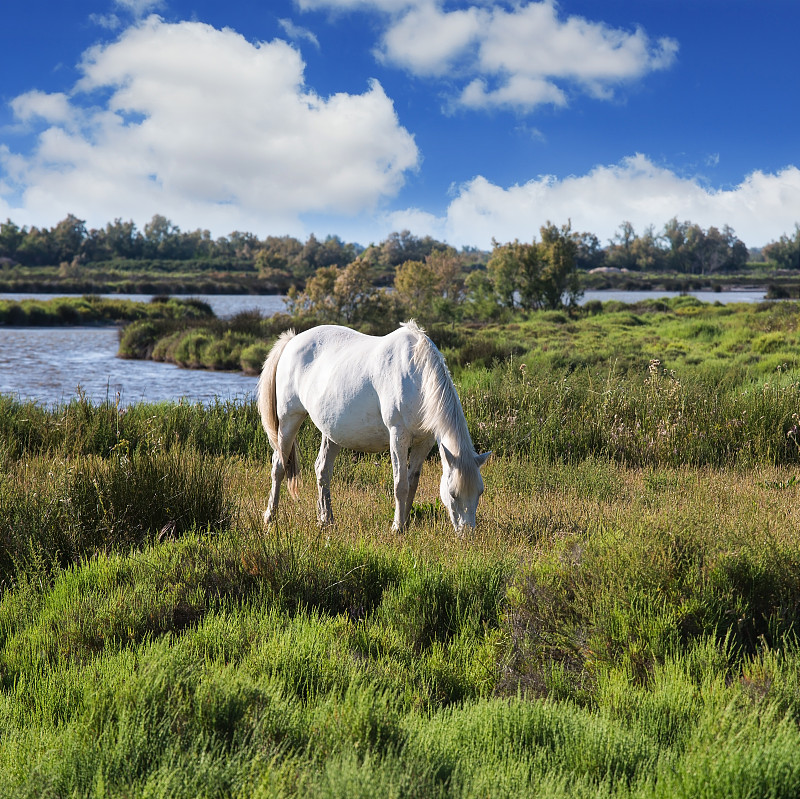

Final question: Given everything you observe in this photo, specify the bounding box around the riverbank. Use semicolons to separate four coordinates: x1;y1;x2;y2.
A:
117;294;800;384
3;263;800;298
0;261;289;295
581;268;800;298
0;294;214;326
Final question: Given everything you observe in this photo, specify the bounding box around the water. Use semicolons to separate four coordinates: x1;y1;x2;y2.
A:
0;293;287;406
0;327;260;406
580;288;768;305
0;293;288;319
0;289;771;406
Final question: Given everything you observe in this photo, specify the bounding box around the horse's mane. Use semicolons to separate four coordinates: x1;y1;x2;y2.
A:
403;320;481;489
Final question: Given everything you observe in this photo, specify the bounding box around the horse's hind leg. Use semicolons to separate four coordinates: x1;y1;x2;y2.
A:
265;410;306;524
315;435;341;526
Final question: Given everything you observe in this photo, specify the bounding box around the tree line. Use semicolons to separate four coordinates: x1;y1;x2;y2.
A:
288;222;583;328
2;213;800;314
2;213;800;274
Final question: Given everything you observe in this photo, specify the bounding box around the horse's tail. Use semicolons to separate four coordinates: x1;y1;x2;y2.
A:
257;329;301;499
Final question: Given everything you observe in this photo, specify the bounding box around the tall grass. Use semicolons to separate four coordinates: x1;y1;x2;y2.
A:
0;445;231;583
2;498;800;797
2;356;799;469
463;358;800;466
3;300;800;796
0;392;271;461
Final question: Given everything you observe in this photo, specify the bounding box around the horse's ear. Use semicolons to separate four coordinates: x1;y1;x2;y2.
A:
441;443;457;470
475;451;492;468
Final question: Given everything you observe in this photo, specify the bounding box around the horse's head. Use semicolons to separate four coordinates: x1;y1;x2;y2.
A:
439;445;491;533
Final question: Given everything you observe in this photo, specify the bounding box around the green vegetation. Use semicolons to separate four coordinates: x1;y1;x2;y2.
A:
3;294;800;795
3;213;800;299
122;297;800;469
2;373;800;796
0;294;214;326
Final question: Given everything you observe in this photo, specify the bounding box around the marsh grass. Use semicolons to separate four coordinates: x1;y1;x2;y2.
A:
3;299;800;796
2;444;800;796
0;294;213;327
118;309;298;373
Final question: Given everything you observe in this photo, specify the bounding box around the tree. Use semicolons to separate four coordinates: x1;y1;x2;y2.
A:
15;227;56;266
663;218;690;271
143;215;182;259
487;239;538;309
763;225;800;270
333;261;375;324
464;271;502;319
487;223;580;311
572;230;605;270
286;262;400;330
51;214;87;264
605;221;639;270
539;222;582;308
0;220;25;259
97;218;142;260
629;225;667;272
292;266;339;322
394;247;465;322
394;260;439;320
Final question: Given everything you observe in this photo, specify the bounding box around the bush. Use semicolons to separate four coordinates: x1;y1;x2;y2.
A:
240;342;269;374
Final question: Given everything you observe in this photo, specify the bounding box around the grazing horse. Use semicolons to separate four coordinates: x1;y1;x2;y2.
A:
257;321;490;533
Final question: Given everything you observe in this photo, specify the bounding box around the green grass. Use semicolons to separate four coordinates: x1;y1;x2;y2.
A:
2;456;800;797
0;294;215;326
2;300;800;796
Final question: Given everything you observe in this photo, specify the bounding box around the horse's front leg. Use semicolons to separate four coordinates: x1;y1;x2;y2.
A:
404;436;434;527
389;427;411;532
315;435;341;526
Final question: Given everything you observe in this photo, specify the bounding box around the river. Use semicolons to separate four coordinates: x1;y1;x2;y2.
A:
0;289;770;406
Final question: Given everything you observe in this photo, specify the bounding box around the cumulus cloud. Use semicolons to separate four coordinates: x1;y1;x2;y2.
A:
466;2;678;109
378;3;486;75
0;16;418;235
10;91;75;125
301;0;678;111
386;155;800;248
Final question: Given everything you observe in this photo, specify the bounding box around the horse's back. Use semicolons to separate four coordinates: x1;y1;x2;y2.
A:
276;324;426;452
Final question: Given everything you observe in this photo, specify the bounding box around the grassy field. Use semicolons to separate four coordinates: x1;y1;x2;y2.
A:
2;300;800;797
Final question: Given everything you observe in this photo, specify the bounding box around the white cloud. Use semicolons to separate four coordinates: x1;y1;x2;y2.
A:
467;2;678;109
386;155;800;248
10;91;76;125
297;0;413;12
378;3;486;75
91;0;165;29
115;0;165;17
278;18;321;48
459;75;566;110
302;0;678;111
0;17;419;235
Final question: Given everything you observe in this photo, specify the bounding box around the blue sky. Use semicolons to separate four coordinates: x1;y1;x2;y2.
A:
1;0;798;249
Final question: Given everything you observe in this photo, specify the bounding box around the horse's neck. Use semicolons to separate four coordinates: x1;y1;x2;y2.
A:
414;327;473;456
434;402;473;460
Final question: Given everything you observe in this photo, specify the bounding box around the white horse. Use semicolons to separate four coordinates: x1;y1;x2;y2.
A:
257;321;490;533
